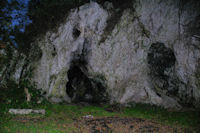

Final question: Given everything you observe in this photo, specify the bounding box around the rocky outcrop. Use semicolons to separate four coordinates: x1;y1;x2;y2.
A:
134;0;200;108
0;42;26;87
4;0;200;109
29;2;110;103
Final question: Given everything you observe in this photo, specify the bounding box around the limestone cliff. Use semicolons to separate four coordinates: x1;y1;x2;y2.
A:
1;0;200;109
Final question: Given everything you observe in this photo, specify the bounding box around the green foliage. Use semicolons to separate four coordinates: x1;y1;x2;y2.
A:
19;79;40;101
0;0;24;43
0;80;48;117
122;104;200;128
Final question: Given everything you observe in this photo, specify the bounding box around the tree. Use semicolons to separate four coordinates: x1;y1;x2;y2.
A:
0;0;22;43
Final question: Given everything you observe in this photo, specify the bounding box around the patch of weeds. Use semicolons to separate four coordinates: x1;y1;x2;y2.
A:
122;104;200;129
78;105;117;117
104;102;125;112
0;79;48;118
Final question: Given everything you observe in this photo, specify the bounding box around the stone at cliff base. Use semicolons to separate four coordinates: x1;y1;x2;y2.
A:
9;109;45;115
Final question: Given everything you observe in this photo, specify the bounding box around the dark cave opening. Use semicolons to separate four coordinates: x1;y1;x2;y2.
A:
66;37;108;104
72;28;81;39
66;64;108;104
147;42;176;77
147;42;177;96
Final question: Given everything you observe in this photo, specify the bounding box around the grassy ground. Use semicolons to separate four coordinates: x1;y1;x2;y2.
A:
0;102;200;133
0;85;200;132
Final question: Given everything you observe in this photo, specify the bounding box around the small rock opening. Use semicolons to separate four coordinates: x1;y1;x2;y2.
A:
72;28;81;39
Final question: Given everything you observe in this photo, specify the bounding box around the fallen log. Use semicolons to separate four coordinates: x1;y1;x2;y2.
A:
9;109;45;115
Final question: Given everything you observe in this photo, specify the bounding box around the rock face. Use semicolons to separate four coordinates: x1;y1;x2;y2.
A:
30;2;110;104
8;1;200;109
0;42;26;87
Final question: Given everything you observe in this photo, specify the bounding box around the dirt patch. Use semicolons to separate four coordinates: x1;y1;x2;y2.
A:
74;117;193;133
11;115;196;133
12;116;44;123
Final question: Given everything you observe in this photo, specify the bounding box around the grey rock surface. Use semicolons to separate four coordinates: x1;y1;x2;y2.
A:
9;109;45;115
0;43;26;87
4;1;200;109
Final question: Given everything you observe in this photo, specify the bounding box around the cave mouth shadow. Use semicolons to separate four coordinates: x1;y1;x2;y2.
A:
147;42;178;96
72;27;81;39
66;63;108;105
147;42;176;77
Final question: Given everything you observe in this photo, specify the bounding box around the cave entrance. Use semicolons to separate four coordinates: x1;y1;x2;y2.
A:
66;64;108;104
147;42;176;77
147;42;177;96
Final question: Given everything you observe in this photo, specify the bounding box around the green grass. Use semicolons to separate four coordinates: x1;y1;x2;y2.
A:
0;103;200;132
122;104;200;128
0;84;200;132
